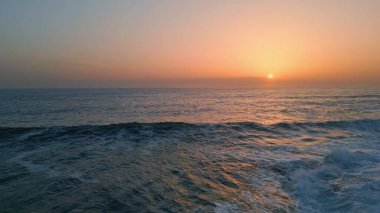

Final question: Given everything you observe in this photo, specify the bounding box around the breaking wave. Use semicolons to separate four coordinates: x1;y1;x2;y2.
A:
1;118;379;138
0;119;379;212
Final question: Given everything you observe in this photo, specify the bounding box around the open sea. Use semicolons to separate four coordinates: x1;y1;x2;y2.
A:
1;88;380;212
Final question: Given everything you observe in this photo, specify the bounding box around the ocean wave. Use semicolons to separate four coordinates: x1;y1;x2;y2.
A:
1;118;379;212
1;118;379;139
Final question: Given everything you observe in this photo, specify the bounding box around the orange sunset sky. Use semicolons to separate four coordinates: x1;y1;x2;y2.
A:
0;0;379;87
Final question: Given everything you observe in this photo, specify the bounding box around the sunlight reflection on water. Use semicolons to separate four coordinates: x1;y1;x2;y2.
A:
0;88;379;212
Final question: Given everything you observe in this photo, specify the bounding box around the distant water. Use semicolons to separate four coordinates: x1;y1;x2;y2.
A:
1;88;380;212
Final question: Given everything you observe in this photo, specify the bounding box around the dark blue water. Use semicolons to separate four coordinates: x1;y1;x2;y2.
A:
0;88;380;212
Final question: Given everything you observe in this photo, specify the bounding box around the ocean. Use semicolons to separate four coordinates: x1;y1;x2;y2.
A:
0;88;380;212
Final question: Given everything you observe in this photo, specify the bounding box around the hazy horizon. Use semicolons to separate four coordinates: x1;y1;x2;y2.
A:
1;76;379;89
1;0;379;88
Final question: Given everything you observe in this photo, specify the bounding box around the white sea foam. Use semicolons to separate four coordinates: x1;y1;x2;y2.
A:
291;149;380;213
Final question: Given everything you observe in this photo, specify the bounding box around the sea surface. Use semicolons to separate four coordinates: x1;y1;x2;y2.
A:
0;88;380;212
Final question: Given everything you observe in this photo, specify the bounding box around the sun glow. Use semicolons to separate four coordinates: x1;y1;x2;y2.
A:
268;74;274;79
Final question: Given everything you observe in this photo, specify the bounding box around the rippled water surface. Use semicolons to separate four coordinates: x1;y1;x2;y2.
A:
0;88;379;212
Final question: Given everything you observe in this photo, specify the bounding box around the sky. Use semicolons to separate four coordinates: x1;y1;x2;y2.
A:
0;0;379;88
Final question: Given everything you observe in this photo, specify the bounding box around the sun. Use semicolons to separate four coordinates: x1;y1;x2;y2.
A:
267;73;274;79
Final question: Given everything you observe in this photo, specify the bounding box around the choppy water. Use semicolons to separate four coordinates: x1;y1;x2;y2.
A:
0;88;380;212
